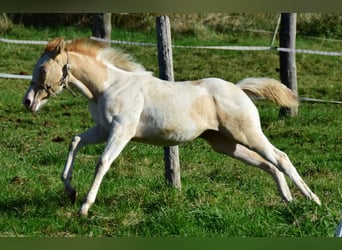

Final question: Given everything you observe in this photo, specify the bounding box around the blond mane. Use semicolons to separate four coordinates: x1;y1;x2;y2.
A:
65;38;146;72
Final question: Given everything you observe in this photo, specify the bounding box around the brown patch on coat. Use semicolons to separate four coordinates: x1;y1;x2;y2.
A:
189;95;218;129
191;80;203;86
68;54;109;95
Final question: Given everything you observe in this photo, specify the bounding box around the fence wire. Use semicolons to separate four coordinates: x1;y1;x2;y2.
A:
1;36;341;104
2;36;342;56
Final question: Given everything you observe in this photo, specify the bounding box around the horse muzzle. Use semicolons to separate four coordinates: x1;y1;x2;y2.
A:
23;87;48;113
23;98;37;112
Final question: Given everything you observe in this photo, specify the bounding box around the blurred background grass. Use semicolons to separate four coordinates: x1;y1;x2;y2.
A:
1;13;342;40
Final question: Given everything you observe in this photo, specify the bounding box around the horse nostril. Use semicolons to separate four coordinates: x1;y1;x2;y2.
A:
23;98;31;108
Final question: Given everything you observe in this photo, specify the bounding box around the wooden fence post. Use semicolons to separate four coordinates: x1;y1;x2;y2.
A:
279;13;298;117
156;15;181;189
92;13;112;46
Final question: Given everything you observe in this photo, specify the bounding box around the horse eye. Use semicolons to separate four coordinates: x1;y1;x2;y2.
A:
37;68;47;84
40;67;47;74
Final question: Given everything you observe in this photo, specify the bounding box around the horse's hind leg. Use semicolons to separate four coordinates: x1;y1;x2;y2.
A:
237;128;321;205
201;131;293;203
270;145;321;205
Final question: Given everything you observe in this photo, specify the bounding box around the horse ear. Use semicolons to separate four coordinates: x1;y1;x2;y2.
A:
45;37;65;58
54;38;65;55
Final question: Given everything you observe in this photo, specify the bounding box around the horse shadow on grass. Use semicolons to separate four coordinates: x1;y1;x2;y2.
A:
0;188;76;218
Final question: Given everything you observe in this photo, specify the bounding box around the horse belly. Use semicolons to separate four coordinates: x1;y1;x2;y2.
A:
133;112;208;146
134;89;219;146
133;125;199;146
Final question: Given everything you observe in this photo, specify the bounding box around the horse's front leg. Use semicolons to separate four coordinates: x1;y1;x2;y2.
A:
79;119;133;216
61;125;108;203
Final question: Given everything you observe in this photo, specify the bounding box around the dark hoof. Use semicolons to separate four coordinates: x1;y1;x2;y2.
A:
66;188;77;204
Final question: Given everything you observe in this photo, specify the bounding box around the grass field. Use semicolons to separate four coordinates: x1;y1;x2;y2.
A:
0;17;341;236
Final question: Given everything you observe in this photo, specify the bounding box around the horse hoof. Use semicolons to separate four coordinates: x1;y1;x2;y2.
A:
66;188;77;204
70;191;77;204
312;194;321;206
78;204;90;217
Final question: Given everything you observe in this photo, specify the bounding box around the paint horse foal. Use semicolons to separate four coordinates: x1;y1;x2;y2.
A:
23;38;321;216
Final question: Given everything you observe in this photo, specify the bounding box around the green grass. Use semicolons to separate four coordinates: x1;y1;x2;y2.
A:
0;23;341;237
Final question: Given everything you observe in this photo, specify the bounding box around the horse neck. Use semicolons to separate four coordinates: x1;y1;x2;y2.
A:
67;52;110;101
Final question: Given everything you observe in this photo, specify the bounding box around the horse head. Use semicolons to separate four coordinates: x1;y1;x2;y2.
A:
23;37;70;112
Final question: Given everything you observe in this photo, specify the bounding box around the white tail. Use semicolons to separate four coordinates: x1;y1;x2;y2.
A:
237;77;299;108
